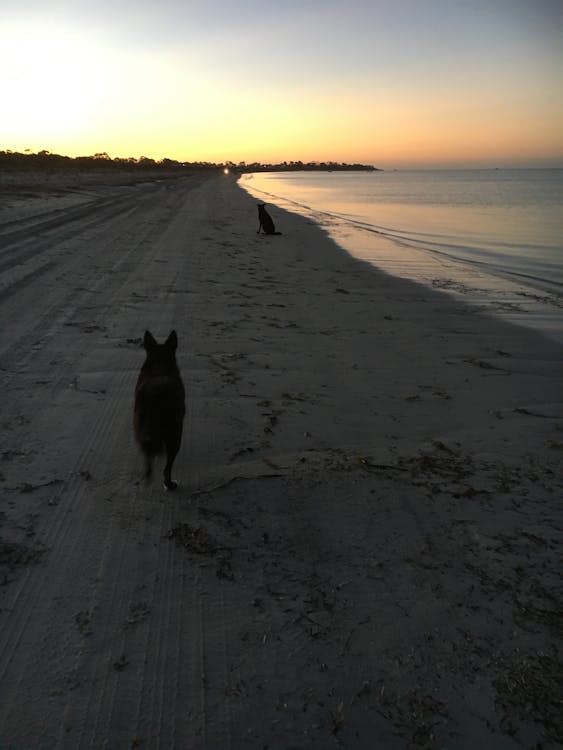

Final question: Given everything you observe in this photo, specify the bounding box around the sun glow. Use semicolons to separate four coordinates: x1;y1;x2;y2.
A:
3;26;108;142
3;4;562;169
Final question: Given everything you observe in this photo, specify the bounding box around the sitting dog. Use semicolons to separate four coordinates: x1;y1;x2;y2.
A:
134;330;185;490
257;203;282;235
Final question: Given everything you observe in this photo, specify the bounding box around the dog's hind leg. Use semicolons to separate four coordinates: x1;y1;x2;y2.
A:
163;436;181;491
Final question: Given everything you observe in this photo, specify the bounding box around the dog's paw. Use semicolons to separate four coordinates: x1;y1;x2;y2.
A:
164;480;179;491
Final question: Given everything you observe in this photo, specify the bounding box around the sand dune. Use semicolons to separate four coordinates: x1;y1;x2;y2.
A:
0;171;561;748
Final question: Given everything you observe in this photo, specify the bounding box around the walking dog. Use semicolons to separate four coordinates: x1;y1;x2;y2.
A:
134;330;185;490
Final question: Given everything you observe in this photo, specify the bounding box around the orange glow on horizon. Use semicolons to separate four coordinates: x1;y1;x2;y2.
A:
3;11;562;170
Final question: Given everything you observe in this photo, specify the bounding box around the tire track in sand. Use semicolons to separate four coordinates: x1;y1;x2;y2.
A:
0;176;213;746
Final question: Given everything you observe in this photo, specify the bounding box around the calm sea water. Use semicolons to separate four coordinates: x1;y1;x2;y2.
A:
240;170;563;344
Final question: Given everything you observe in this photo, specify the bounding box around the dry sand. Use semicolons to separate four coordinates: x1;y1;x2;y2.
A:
0;170;561;749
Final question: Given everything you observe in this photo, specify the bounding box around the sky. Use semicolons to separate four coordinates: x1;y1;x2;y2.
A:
2;0;562;168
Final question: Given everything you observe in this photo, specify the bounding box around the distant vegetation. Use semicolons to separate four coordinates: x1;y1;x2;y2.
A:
0;150;215;172
0;150;379;173
228;160;379;173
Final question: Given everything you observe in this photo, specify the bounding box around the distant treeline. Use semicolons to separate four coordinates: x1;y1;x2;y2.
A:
0;150;217;171
1;150;379;173
231;160;379;173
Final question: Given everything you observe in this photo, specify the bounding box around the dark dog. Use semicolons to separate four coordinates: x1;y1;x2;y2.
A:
257;203;281;235
134;330;185;490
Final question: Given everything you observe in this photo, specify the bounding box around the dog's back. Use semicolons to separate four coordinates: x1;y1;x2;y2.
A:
134;330;185;490
257;203;281;235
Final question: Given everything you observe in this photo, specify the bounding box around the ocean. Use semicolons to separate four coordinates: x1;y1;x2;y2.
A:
240;169;563;344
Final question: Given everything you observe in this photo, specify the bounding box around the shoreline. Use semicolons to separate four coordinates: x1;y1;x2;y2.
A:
0;172;561;747
239;171;563;346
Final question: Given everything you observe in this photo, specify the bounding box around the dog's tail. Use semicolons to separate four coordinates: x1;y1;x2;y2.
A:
137;433;163;483
139;435;163;457
135;401;164;483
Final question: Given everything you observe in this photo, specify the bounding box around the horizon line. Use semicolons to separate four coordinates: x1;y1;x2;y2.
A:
2;148;562;172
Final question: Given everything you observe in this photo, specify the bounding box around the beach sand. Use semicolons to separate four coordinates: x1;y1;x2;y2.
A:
0;171;561;748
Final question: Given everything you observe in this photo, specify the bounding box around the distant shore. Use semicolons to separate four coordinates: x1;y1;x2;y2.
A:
0;149;379;174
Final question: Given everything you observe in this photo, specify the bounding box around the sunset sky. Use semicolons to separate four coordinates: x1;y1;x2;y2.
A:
3;0;562;168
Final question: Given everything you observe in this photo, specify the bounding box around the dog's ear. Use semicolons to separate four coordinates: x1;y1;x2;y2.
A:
165;330;178;351
144;331;157;350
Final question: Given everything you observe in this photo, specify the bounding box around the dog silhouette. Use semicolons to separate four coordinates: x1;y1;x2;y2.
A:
134;330;185;490
257;203;281;235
